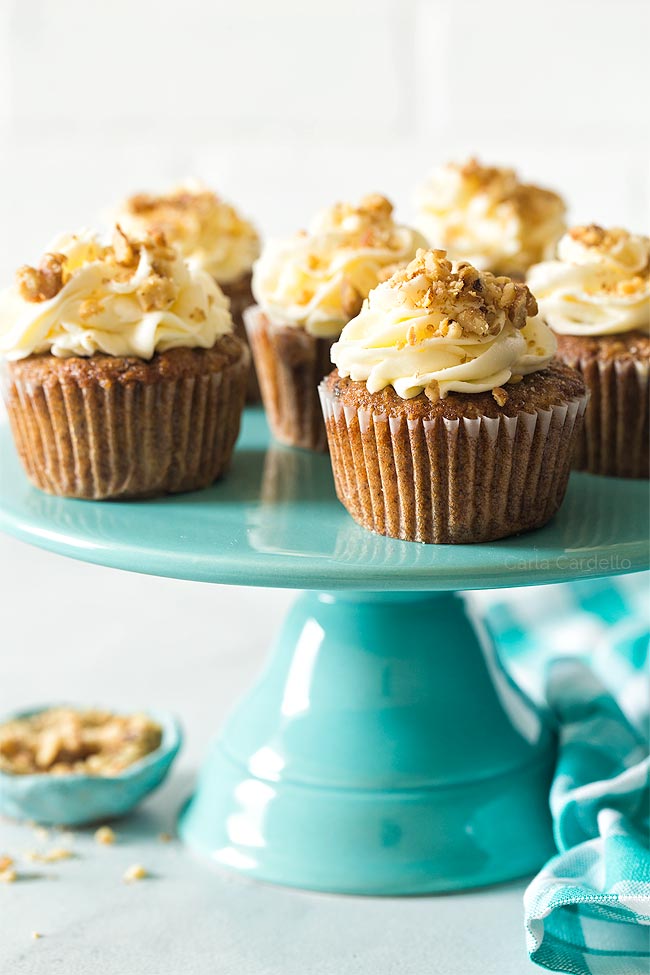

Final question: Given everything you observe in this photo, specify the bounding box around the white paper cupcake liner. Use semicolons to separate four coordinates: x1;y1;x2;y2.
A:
244;305;334;452
569;355;649;478
319;383;589;544
2;348;248;500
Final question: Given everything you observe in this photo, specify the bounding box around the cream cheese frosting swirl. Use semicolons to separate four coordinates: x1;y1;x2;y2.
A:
0;227;233;361
116;182;260;284
527;225;650;336
252;195;427;338
331;249;556;399
415;159;566;277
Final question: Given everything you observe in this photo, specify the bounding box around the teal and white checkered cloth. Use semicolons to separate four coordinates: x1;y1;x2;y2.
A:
472;574;650;975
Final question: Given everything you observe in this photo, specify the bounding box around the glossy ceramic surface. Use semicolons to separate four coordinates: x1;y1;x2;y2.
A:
0;708;182;826
0;410;647;591
179;591;557;893
1;409;646;892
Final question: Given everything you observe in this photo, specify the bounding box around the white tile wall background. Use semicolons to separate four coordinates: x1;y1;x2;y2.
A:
0;0;648;281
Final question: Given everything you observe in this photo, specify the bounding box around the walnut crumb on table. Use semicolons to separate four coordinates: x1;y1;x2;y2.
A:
25;848;74;863
0;868;17;883
123;864;148;883
94;826;116;845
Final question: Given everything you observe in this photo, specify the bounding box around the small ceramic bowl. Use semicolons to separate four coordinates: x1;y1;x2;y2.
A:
0;706;182;826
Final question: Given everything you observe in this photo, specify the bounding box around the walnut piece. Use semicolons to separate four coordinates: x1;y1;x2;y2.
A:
424;381;441;402
0;708;162;777
340;279;363;319
492;387;509;406
384;249;538;341
123;864;148;883
112;225;139;267
137;274;178;312
16;253;67;302
95;826;116;845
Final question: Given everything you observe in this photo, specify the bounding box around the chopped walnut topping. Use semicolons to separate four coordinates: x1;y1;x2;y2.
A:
78;297;104;321
112;225;139;266
359;193;394;220
492;387;509;406
0;708;162;777
384;249;537;340
568;225;627;250
137;274;178;312
453;158;564;222
424;381;441;402
123;863;148;883
121;186;257;258
189;306;207;323
16;253;67;302
340;279;364;319
314;194;402;251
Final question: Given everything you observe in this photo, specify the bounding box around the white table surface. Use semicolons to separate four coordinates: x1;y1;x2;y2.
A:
0;529;543;975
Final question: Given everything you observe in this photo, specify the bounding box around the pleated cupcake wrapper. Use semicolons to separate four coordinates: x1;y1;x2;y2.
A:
319;383;589;544
3;352;248;500
566;354;649;479
244;305;334;452
219;272;259;402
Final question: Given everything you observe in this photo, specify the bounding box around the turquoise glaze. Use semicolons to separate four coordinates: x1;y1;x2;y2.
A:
0;410;647;892
0;708;182;826
0;410;647;591
179;591;557;893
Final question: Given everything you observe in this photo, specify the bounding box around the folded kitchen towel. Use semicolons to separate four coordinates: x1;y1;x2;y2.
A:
473;574;649;975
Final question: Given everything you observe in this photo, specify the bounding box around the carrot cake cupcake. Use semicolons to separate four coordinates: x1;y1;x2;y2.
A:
415;158;566;278
528;225;650;477
320;248;588;543
247;194;426;450
0;226;249;499
117;182;261;399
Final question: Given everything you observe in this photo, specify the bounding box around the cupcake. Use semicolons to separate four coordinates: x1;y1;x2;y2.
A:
415;158;566;278
116;182;261;399
528;225;650;478
0;226;249;499
247;194;426;451
320;249;588;544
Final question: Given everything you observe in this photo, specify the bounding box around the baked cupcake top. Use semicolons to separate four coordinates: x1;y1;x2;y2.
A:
330;248;556;400
415;158;566;277
0;226;233;361
527;225;650;336
116;183;260;284
252;195;427;338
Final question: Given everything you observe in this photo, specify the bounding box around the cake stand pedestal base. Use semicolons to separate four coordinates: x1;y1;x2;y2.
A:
179;591;557;894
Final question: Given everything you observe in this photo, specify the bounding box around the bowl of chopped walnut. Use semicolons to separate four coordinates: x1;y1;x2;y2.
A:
0;706;182;825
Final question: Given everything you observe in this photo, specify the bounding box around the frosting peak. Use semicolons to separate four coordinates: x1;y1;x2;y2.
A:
116;182;260;284
415;158;566;276
252;195;427;337
527;226;650;336
0;227;233;361
331;249;556;400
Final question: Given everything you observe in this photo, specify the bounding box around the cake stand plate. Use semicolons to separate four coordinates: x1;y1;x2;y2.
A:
0;409;647;894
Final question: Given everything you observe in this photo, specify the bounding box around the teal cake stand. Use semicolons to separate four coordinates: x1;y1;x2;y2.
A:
0;408;647;894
